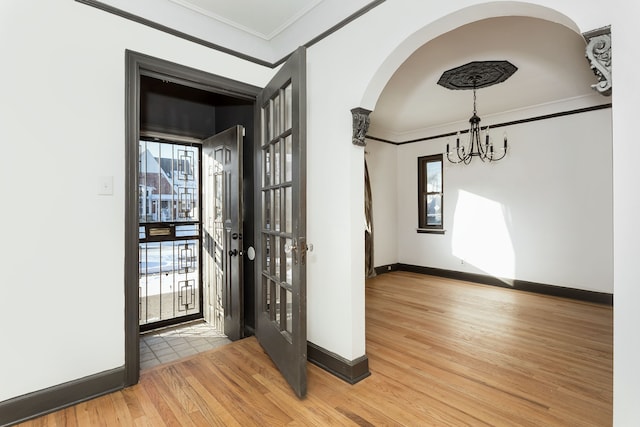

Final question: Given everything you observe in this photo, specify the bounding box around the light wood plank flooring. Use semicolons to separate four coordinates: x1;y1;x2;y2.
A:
18;271;612;426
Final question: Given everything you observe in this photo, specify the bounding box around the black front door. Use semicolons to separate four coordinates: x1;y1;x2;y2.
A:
202;126;245;341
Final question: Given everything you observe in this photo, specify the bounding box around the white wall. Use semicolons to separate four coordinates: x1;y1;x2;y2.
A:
608;2;640;424
367;104;613;293
0;0;274;403
388;107;612;292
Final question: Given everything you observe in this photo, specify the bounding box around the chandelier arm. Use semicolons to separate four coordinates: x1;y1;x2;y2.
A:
476;130;487;159
478;148;488;162
446;144;464;163
490;148;508;162
481;125;490;159
489;133;508;161
447;151;465;164
447;141;464;164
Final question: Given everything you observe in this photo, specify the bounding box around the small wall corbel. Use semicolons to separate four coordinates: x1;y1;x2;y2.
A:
351;107;372;146
584;26;612;96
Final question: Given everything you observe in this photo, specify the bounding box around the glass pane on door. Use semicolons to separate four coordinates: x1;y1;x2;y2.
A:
139;239;200;325
260;81;296;336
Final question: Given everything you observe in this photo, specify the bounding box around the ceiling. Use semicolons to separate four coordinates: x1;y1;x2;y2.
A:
87;0;380;65
86;2;605;140
369;16;603;141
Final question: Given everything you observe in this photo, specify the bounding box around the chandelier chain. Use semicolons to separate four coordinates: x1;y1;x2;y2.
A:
473;85;477;115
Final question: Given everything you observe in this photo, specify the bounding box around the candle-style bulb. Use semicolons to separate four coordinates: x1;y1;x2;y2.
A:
503;131;508;149
456;132;460;149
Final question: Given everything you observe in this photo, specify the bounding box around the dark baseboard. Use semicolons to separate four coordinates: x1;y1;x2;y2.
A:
374;263;612;305
374;263;399;275
3;344;370;426
307;342;371;385
2;344;370;426
0;367;125;427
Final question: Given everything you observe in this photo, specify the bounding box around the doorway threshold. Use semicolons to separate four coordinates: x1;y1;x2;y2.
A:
140;320;231;370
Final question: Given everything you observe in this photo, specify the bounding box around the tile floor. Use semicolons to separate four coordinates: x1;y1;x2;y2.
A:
140;320;231;370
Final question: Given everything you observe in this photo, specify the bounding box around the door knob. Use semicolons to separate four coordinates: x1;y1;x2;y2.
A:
246;246;256;261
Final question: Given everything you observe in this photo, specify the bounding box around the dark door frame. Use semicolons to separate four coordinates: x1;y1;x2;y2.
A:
124;50;261;386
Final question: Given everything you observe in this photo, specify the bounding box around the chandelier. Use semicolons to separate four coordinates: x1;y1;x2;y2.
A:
437;61;517;164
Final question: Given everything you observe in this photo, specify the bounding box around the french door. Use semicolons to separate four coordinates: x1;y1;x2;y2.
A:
255;47;308;398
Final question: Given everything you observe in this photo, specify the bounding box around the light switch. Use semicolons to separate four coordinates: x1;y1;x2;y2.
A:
98;176;113;195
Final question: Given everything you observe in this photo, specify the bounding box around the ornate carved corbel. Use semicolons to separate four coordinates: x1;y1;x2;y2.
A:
584;26;612;96
351;107;372;146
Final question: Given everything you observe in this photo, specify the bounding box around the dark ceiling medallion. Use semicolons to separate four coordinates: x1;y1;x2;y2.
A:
437;60;517;90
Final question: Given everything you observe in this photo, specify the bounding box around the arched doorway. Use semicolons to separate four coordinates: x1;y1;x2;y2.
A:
356;6;613;424
360;5;612;295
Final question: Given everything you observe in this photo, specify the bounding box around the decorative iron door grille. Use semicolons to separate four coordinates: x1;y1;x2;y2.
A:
138;140;202;330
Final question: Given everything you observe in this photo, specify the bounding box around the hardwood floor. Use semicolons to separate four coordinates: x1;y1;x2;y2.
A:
18;272;612;426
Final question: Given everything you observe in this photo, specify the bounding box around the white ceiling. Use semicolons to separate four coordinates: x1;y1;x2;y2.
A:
167;0;325;40
89;0;378;64
87;2;605;139
369;16;603;141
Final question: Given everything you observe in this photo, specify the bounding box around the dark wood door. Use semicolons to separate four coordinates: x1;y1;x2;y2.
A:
202;125;244;341
255;47;308;398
